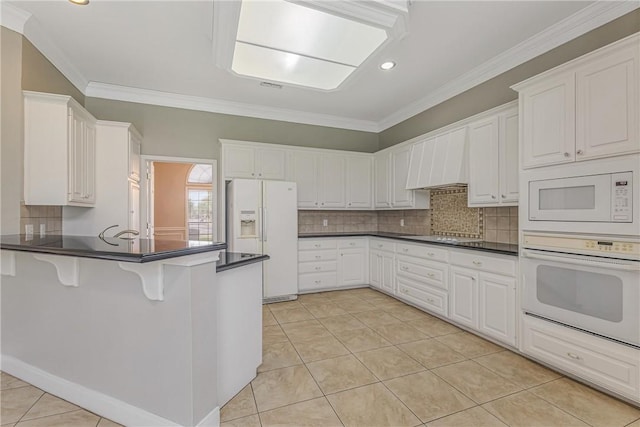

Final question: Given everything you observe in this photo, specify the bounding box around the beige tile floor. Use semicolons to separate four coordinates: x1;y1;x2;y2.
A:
2;288;639;427
223;288;640;427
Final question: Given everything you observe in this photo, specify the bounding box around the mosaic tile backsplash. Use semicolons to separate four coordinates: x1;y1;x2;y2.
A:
430;188;482;238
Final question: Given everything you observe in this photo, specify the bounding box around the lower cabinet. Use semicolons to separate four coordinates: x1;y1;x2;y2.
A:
299;238;367;292
397;275;448;317
449;265;516;347
380;252;395;294
339;247;367;286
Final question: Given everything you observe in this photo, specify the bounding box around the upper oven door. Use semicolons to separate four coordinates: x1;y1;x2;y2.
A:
529;173;612;222
521;249;640;346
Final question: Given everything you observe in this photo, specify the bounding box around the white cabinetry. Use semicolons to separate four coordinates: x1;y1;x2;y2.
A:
222;141;287;180
63;121;143;236
299;238;367;292
346;156;373;209
522;314;639;402
468;105;519;206
318;154;346;208
514;34;639;169
375;147;429;209
291;151;319;208
369;239;395;292
24;91;97;207
449;250;517;346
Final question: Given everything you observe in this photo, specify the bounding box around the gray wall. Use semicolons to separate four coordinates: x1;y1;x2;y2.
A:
379;9;640;148
84;98;380;160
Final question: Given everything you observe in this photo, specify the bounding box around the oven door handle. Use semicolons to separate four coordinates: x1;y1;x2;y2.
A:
522;250;640;272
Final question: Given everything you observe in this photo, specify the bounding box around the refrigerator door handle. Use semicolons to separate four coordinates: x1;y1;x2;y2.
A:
263;207;267;242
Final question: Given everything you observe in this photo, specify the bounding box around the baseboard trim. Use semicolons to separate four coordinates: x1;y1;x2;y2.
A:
196;406;220;427
0;355;188;427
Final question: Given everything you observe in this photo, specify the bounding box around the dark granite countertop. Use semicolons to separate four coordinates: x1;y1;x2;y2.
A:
298;232;518;256
216;251;269;272
0;234;226;263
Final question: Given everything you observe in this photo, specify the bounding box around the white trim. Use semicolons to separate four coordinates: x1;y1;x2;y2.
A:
0;355;181;427
0;3;31;34
21;18;89;93
85;82;380;132
376;1;640;131
196;406;220;427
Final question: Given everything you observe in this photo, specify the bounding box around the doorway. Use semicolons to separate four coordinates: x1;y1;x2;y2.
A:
141;156;218;242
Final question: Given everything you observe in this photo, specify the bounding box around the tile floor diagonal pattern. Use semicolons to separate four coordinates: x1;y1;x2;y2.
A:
231;288;640;427
2;288;639;427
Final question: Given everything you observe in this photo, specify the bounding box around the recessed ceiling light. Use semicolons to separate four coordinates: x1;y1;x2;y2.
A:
68;0;89;4
380;61;396;70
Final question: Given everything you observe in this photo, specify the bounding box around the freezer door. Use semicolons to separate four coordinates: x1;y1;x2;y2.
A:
227;179;262;254
263;181;298;298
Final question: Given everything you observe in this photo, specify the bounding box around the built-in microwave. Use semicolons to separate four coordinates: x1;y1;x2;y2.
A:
529;171;633;223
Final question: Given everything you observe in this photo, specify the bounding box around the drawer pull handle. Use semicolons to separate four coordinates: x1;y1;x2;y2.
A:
428;252;435;256
315;267;321;270
566;352;582;361
401;266;408;271
378;244;383;248
427;298;434;303
350;243;355;246
472;260;482;266
315;256;321;259
403;248;409;252
427;273;435;278
314;244;321;248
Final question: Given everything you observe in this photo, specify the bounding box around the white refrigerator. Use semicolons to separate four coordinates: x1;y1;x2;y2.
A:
226;179;298;301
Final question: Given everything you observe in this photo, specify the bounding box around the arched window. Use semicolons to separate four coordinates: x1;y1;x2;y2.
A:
186;164;214;241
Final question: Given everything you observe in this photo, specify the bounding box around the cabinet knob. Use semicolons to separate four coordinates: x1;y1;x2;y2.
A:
576;150;583;155
501;194;506;199
564;152;570;157
315;202;318;206
251;173;255;176
321;203;325;206
491;195;496;199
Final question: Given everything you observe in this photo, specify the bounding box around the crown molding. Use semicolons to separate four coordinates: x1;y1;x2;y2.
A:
377;0;640;131
85;82;380;132
0;2;31;34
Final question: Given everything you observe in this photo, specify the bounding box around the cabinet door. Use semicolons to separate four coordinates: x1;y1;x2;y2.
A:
129;132;141;182
68;110;85;203
319;154;346;208
83;121;96;204
391;146;413;207
521;74;576;169
374;152;391;208
405;141;424;190
369;251;381;289
224;146;256;178
381;253;395;294
291;151;319;208
449;267;477;329
346;156;372;209
339;248;367;287
128;180;141;232
257;148;287;180
576;46;639;160
499;110;519;204
478;273;516;346
441;127;468;185
429;133;449;186
468;117;500;205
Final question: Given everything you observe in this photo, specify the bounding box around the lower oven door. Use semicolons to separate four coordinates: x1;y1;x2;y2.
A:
521;249;640;346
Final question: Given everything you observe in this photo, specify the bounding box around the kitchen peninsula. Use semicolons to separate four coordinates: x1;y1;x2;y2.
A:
0;235;267;427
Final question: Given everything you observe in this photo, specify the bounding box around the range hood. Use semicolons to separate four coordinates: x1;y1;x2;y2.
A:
405;126;468;190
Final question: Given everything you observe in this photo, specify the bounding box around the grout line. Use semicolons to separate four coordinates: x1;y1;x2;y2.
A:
14;389;45;425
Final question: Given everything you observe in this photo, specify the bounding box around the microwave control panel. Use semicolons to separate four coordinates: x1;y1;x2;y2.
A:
612;172;632;222
523;233;640;259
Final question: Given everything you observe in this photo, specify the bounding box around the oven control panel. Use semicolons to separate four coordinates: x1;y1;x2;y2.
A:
612;172;633;222
523;233;640;260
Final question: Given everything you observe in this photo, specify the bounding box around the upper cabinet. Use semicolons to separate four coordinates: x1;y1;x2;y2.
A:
346;156;372;209
405;126;468;189
222;141;287;180
514;33;639;169
375;146;429;209
24;91;97;207
468;105;519;207
129;130;142;182
318;153;346;208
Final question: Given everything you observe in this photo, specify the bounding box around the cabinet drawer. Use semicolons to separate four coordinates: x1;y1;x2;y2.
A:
397;243;448;262
522;315;639;401
396;276;448;317
397;256;448;290
299;272;338;291
299;239;338;250
370;239;395;253
299;261;337;274
338;238;367;249
299;250;337;262
450;251;515;276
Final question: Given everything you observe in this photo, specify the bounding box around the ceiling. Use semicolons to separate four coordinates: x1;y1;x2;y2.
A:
4;1;636;131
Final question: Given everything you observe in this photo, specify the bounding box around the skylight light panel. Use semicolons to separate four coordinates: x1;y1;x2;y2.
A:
232;42;356;90
236;0;388;67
